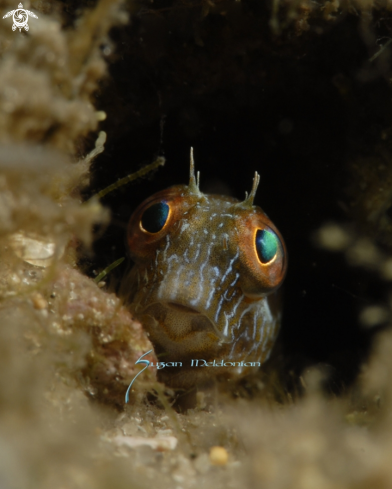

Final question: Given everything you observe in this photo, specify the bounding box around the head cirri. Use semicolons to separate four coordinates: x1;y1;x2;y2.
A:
124;149;287;389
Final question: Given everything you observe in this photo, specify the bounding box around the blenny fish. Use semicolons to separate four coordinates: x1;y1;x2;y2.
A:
124;150;287;390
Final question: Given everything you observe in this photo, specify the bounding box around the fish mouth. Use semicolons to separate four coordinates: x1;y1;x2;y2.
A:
166;302;200;314
138;301;226;350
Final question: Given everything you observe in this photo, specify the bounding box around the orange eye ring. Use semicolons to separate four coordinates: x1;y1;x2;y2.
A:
254;228;280;266
139;201;171;234
236;209;287;296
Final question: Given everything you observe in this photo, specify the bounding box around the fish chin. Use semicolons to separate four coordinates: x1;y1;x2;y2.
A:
138;302;224;357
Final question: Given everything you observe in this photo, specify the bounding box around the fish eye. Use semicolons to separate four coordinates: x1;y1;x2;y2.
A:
255;229;279;264
140;202;170;233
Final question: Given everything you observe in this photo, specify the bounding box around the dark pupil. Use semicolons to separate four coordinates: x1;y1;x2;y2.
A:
256;229;278;263
141;202;169;233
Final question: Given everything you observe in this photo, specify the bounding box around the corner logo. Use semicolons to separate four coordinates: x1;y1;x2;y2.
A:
2;3;38;32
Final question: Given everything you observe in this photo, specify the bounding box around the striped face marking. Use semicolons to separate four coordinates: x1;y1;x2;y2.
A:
125;151;287;389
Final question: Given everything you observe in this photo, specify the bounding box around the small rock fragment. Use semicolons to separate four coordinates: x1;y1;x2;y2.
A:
112;435;178;451
9;232;64;267
209;446;228;466
32;293;48;310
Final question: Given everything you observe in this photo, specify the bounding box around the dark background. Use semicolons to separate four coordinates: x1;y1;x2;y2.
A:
82;0;392;394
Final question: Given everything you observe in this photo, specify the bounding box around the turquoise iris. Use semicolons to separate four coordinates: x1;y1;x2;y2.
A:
256;229;278;263
141;202;169;233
